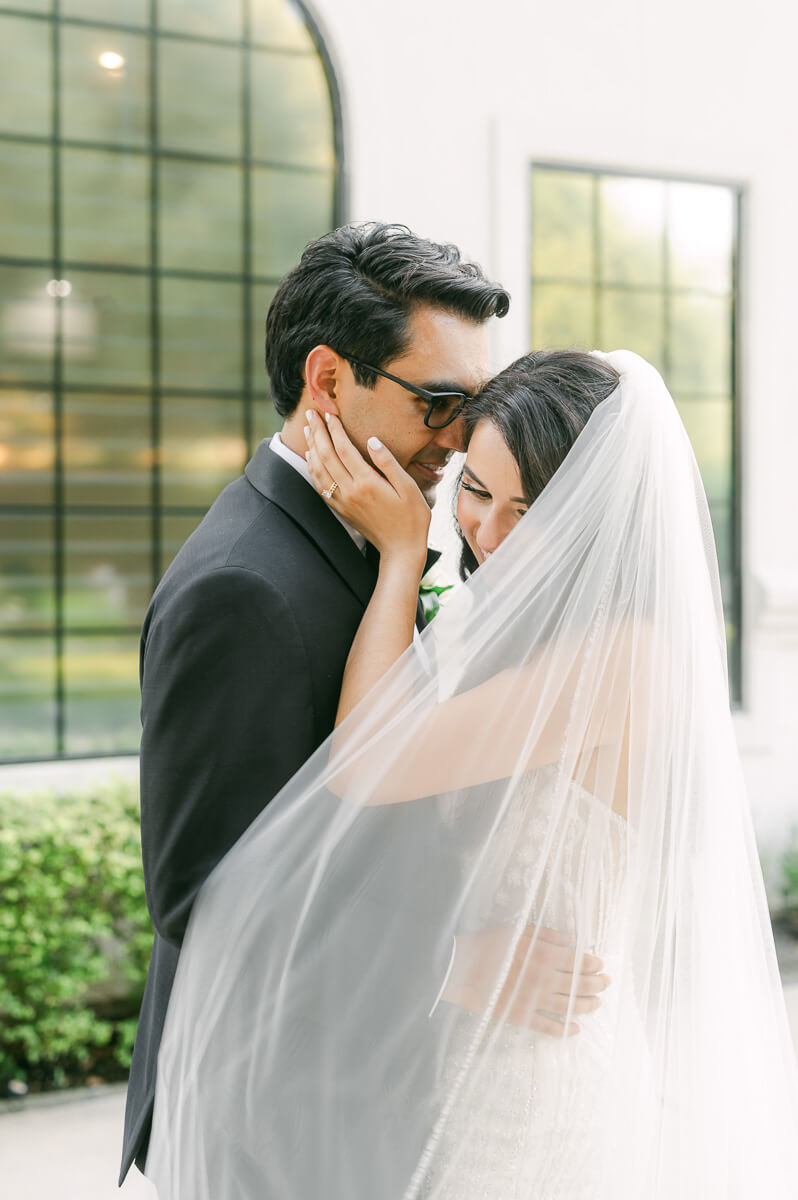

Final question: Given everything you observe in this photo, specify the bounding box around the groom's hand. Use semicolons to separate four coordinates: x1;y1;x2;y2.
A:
441;925;609;1036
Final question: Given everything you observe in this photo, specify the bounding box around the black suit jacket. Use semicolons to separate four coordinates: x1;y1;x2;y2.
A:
120;439;441;1184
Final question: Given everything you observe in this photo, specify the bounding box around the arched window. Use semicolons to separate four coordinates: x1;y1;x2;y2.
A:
0;0;344;760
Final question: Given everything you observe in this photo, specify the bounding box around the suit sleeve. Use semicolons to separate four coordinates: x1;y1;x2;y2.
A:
139;565;315;948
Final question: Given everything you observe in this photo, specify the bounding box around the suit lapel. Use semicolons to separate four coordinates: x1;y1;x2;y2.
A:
245;439;377;608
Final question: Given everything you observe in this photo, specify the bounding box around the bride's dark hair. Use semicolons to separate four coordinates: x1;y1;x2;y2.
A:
457;350;621;577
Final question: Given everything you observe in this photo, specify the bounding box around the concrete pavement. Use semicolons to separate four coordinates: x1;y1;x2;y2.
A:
2;983;798;1199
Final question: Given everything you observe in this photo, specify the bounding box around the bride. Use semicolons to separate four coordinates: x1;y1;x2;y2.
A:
146;349;798;1198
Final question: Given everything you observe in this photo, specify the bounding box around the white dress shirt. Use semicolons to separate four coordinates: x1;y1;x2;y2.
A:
269;432;366;551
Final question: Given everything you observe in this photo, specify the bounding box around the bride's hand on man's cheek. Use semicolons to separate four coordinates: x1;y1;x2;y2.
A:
304;410;430;568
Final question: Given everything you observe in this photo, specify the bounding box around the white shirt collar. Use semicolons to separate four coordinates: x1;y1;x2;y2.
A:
269;432;366;552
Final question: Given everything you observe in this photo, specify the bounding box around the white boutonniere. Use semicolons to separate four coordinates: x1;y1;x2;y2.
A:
418;561;456;623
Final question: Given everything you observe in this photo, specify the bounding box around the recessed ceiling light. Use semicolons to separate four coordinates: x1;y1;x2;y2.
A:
99;51;125;70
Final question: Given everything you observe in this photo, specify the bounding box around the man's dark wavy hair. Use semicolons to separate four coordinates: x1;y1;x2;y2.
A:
265;222;510;417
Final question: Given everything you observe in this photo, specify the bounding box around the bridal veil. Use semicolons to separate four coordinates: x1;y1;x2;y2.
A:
146;351;798;1198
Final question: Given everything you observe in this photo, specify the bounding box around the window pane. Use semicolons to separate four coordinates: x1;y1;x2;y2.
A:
0;267;55;383
0;16;51;138
252;166;333;277
63;0;148;23
0;513;55;630
160;277;243;390
0;142;51;260
251;0;316;50
64;513;151;628
159;0;242;38
250;280;277;394
162;513;202;571
62;147;150;268
670;294;731;395
61;26;149;148
160;159;242;274
599;176;665;287
64;633;140;755
250;50;333;168
63;393;152;507
677;397;733;504
162;396;246;507
159;40;241;158
707;499;734;586
669;183;734;293
531;283;593;349
600;288;665;373
0;636;56;760
61;270;151;388
531;169;593;282
253;392;280;445
0;389;54;505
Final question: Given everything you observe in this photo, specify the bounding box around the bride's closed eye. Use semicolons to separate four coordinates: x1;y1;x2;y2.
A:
460;481;491;501
461;481;528;520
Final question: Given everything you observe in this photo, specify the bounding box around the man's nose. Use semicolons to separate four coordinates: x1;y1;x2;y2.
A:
429;415;467;454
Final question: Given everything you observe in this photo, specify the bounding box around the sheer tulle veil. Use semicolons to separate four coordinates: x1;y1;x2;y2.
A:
146;351;798;1198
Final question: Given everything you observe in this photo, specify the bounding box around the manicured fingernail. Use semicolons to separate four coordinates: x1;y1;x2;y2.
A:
324;411;331;423
304;450;310;461
303;425;310;439
305;409;314;422
368;436;382;450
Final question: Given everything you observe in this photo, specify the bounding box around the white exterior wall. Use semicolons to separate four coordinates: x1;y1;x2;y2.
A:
314;0;798;884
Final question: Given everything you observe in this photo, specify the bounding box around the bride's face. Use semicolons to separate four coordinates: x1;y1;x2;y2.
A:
457;420;529;565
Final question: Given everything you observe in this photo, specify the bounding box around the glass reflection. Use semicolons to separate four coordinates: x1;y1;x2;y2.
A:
160;277;243;390
64;633;141;755
61;26;149;147
63;393;151;507
252;166;333;277
159;40;241;157
161;396;246;507
62;148;149;267
159;159;242;273
62;270;150;388
0;268;56;382
599;177;665;287
0;513;55;630
531;169;594;282
0;15;51;138
0;390;54;506
64;513;152;628
531;283;593;350
250;50;333;167
0;142;51;260
0;636;57;760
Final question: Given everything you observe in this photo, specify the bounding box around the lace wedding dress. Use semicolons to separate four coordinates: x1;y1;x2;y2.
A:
423;765;647;1200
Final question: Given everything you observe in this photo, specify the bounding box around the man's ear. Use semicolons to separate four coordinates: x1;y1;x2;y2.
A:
304;345;342;417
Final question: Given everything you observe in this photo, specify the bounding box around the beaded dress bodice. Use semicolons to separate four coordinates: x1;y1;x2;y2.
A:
422;766;637;1200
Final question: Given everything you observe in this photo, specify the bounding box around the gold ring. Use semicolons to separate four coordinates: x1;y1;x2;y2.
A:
321;480;339;499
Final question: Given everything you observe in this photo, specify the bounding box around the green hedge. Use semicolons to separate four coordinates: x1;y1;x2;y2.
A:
0;780;152;1090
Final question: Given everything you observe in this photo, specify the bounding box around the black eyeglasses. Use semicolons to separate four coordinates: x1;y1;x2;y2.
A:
341;353;472;429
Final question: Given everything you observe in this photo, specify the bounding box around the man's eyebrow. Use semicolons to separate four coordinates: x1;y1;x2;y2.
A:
417;378;475;395
463;464;527;505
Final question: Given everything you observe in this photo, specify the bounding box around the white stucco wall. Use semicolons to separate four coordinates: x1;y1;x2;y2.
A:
312;0;798;885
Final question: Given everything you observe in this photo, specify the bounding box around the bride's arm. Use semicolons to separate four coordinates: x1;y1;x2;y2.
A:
304;410;431;725
334;620;649;805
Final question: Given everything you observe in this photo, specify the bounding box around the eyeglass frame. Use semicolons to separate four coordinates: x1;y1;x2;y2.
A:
339;353;472;429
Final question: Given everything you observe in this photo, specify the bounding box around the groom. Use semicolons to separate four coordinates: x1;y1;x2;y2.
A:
120;222;607;1186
